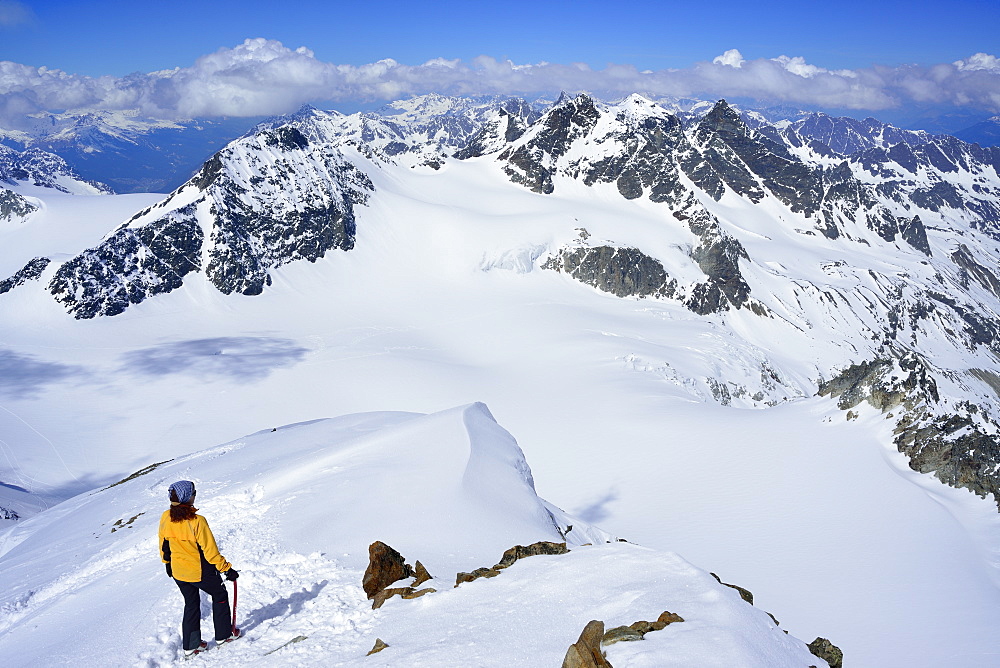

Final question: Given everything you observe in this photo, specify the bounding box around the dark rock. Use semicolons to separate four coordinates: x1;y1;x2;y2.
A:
548;246;675;300
362;541;414;599
48;207;204;319
629;612;685;634
899;215;932;256
192;153;224;191
690;234;750;308
817;353;939;412
500;94;601;194
710;572;754;605
951;244;1000;296
0;188;37;221
807;637;843;668
400;587;436;600
562;620;613;668
47;126;373;318
263;126;309;151
371;585;437;609
0;257;50;295
895;409;1000;507
455;541;569;587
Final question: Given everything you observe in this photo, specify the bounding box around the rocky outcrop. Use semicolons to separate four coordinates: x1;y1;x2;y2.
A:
362;541;437;609
808;637;844;668
817;352;939;412
49;207;204;318
562;611;686;667
363;541;414;599
820;352;1000;509
603;610;685;646
695;100;823;216
0;145;110;194
367;638;389;655
0;257;50;295
562;620;613;668
454;541;568;587
499;94;601;194
0;188;37;222
894;407;1000;506
543;246;676;299
710;572;754;605
951;243;1000;297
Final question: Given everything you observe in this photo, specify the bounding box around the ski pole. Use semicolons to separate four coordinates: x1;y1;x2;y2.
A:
231;579;238;636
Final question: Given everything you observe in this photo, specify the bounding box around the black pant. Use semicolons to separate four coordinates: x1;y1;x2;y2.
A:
174;571;232;650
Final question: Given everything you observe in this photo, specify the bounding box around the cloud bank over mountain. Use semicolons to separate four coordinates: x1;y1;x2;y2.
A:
1;38;999;123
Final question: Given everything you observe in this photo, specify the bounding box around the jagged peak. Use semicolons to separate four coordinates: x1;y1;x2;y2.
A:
696;99;753;141
549;91;597;111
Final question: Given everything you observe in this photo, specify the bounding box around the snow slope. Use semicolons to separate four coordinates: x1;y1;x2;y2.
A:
0;404;821;667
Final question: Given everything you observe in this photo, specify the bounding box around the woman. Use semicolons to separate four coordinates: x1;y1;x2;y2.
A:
158;480;241;656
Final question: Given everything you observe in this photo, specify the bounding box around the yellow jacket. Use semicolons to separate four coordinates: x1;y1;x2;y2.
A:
158;510;232;582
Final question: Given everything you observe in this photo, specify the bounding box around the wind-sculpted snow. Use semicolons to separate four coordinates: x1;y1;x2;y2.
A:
0;404;825;666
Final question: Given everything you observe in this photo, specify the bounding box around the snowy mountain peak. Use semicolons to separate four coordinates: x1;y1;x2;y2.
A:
0;143;110;195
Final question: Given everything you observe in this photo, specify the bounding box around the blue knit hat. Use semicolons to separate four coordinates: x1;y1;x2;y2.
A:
168;480;196;505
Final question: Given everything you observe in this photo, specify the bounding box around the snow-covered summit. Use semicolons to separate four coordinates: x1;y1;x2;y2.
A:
0;143;109;195
0;403;827;666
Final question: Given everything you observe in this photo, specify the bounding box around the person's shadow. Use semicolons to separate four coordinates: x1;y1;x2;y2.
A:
237;580;330;633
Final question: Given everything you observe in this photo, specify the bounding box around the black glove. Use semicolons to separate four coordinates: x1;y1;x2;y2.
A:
165;563;172;578
225;568;239;581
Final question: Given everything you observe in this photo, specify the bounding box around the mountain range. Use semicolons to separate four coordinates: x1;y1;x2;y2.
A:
2;92;1000;666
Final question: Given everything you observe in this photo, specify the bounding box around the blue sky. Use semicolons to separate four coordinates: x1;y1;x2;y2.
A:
4;0;997;75
1;0;998;124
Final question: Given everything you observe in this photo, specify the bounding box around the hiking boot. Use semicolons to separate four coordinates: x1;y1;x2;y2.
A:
218;628;241;645
184;641;208;656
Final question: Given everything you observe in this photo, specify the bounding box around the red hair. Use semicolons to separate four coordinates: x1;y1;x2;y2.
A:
168;488;198;522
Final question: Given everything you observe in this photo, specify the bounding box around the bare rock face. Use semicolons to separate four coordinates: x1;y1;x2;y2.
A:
363;541;414;599
562;620;613;668
545;246;676;300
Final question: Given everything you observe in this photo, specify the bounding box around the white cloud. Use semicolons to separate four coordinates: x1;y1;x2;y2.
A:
954;53;1000;72
713;49;745;69
0;40;999;123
